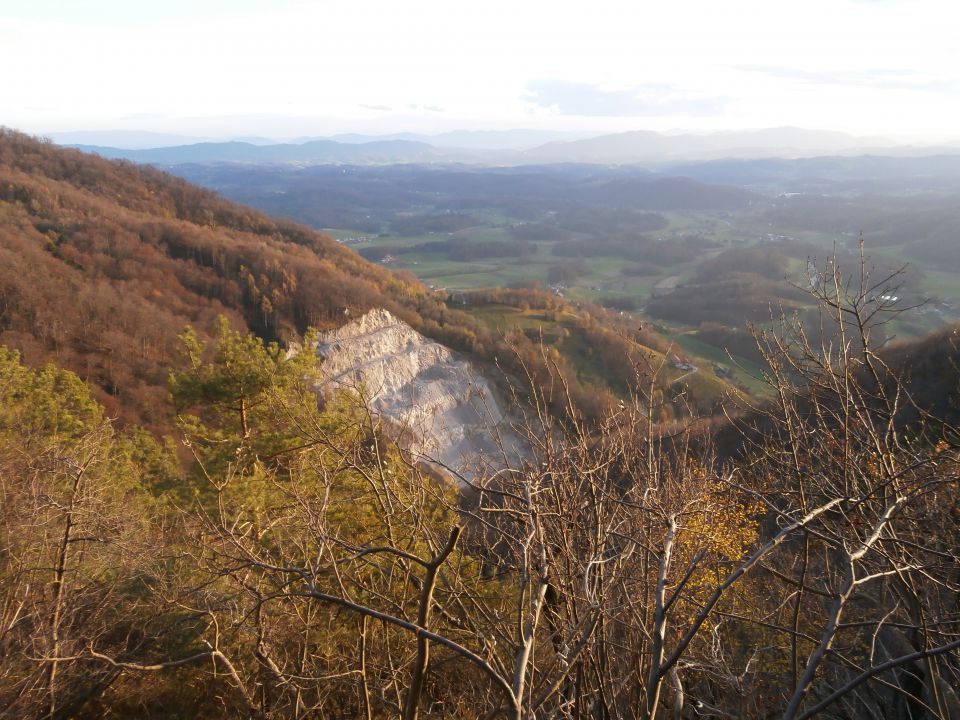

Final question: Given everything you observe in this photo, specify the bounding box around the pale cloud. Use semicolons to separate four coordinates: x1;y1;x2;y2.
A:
524;80;727;117
407;104;445;113
4;0;960;138
733;65;960;94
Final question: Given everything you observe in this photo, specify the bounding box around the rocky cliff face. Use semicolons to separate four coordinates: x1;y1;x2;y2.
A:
315;309;525;478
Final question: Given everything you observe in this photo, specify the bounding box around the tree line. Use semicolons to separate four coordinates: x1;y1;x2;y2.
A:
2;257;959;718
0;130;649;431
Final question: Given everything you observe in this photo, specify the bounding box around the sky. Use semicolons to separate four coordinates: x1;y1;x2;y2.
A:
3;0;960;141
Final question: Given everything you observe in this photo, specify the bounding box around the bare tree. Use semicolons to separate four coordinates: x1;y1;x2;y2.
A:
729;247;960;719
8;249;958;720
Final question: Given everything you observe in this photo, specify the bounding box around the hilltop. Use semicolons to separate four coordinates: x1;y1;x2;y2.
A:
2;136;960;720
0;130;742;433
0;129;474;427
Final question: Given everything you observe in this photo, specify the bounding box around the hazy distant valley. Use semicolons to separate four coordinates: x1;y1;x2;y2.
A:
5;127;960;718
161;148;960;348
36;125;960;417
10;0;960;713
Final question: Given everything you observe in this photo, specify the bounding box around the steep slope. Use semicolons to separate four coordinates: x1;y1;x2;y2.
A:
316;309;525;476
0;129;753;436
880;323;960;427
0;129;478;428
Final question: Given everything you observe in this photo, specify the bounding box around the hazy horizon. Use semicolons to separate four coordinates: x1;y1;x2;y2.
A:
5;0;960;143
38;125;937;151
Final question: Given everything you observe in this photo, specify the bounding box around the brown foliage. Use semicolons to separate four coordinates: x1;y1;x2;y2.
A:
0;129;483;430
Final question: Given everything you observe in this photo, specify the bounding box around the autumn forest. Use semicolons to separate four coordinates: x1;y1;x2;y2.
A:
2;128;960;720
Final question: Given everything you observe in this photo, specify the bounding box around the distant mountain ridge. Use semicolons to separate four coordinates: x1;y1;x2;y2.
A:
69;138;445;165
0;129;492;428
318;129;599;150
49;129;217;148
62;126;954;167
4;128;686;436
520;127;903;165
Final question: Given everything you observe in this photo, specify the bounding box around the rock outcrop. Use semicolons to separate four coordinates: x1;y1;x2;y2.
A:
315;309;525;478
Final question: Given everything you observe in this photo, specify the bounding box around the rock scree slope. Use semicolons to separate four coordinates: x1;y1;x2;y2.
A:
315;309;525;478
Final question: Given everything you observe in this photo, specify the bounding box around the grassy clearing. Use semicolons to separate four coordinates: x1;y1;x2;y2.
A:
334;211;773;300
330;212;954;403
668;333;773;398
464;301;745;407
921;270;960;299
450;226;514;242
356;234;447;249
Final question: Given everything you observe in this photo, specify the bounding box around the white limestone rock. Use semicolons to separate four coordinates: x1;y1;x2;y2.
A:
315;309;524;478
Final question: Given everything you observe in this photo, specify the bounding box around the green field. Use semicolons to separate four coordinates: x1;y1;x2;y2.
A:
330;208;960;365
668;333;773;398
339;210;758;302
464;302;743;407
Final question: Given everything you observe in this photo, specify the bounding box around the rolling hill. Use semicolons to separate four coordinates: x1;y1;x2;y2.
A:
69;138;444;165
0;129;477;427
518;126;897;165
1;129;742;432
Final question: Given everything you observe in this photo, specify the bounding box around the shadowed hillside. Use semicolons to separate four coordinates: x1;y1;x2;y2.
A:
1;130;732;430
0;129;474;427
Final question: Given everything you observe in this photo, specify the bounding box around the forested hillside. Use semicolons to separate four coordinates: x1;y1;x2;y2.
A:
0;130;455;426
3;128;960;719
0;130;742;427
2;272;960;719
